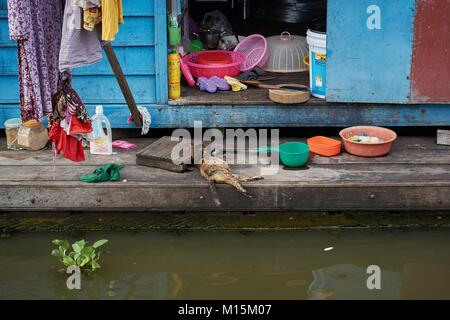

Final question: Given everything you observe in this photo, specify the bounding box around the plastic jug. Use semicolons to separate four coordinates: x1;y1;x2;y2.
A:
90;105;113;155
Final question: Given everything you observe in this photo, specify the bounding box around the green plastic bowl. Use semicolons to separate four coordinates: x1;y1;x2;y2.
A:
258;142;310;167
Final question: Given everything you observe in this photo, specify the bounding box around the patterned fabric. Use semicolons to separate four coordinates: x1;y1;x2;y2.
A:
51;75;91;125
7;0;64;121
49;76;92;162
84;7;102;31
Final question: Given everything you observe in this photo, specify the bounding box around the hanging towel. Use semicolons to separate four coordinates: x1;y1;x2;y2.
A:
102;0;123;41
80;163;124;183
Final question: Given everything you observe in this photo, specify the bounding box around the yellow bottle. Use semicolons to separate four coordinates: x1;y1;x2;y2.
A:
168;52;181;99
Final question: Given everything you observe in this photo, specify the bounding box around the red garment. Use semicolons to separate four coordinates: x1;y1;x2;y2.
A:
69;115;93;135
48;122;62;144
61;131;85;162
48;122;85;162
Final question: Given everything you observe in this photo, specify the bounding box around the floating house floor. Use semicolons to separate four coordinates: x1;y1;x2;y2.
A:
0;136;449;212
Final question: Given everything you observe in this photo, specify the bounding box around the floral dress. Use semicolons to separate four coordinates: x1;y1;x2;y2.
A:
7;0;64;121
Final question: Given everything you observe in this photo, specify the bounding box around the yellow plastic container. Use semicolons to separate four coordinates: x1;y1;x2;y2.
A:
168;53;181;99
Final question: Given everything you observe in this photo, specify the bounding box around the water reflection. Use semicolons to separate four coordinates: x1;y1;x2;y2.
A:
0;229;450;299
308;264;401;299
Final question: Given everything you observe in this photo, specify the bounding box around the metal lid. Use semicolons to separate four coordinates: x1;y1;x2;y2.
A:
263;32;309;73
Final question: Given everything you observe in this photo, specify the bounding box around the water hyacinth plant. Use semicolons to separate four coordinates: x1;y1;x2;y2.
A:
51;239;108;272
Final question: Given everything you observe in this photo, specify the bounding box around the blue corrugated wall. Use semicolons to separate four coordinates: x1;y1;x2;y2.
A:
0;0;167;127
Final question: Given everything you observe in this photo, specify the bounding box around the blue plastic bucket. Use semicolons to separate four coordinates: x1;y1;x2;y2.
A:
306;30;327;99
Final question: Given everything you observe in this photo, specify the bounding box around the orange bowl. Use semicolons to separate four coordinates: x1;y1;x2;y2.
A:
307;136;342;157
339;126;397;157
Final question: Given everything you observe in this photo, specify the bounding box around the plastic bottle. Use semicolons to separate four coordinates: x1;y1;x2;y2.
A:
168;52;181;99
90;105;113;155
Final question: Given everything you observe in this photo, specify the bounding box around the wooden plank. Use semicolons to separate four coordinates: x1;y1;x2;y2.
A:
172;72;312;106
0;138;154;166
326;0;416;103
0;75;157;104
0;16;155;48
1;46;156;76
0;18;11;47
0;164;449;184
411;0;450;103
122;0;155;16
154;0;168;104
437;130;450;146
113;16;155;46
136;136;187;172
1;137;448;166
1;183;449;211
0;0;153;19
311;150;450;165
0;0;6;13
2;103;450;128
0;165;196;182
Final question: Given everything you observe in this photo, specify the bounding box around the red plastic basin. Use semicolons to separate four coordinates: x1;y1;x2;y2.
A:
196;51;233;66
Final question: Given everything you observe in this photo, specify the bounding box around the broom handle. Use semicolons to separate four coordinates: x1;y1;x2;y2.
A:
103;42;142;127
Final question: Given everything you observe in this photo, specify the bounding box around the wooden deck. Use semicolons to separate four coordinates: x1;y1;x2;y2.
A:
0;136;449;212
170;72;313;106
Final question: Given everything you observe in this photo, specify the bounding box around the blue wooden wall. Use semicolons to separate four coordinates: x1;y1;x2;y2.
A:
1;0;449;128
326;0;417;103
0;0;168;126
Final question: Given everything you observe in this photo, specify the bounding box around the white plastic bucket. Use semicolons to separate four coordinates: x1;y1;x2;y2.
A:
306;30;327;99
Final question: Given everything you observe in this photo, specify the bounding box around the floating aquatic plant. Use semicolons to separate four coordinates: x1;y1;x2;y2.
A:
51;239;108;272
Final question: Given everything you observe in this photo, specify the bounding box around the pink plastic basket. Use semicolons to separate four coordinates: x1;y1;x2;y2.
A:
234;34;269;72
183;51;245;78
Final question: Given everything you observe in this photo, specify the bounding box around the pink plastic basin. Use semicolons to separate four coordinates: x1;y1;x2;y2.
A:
183;50;245;78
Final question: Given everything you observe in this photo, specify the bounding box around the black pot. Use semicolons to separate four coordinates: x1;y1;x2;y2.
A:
194;29;226;50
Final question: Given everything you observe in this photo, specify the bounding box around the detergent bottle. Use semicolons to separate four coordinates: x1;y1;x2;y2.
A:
90;105;113;155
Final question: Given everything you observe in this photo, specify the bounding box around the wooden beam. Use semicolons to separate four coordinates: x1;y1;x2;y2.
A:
103;42;142;126
1;183;449;211
136;136;187;173
2;103;450;128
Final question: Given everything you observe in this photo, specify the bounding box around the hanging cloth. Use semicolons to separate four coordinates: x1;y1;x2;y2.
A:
102;0;124;41
48;121;87;162
7;0;64;121
49;75;93;162
84;7;102;31
59;0;102;72
74;0;101;9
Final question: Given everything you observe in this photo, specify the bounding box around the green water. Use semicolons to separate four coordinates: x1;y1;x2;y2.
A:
1;228;450;299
